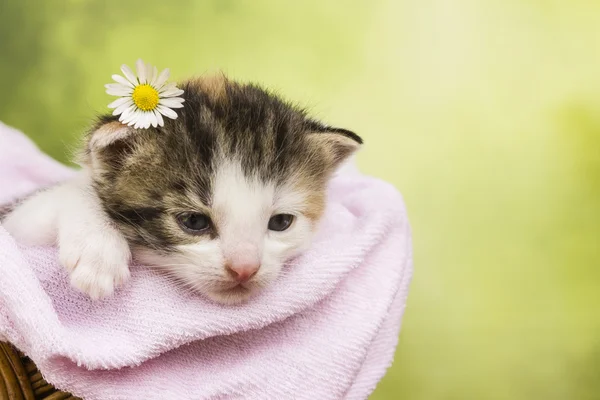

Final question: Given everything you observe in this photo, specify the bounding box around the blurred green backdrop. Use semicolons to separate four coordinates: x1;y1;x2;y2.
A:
2;0;599;398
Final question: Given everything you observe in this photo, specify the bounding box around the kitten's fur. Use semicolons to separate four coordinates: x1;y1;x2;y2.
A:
2;75;362;304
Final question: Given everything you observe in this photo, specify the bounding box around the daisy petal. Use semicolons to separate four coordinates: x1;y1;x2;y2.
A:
146;63;155;84
157;105;178;120
113;106;124;117
136;59;147;84
159;97;185;108
140;112;148;129
112;74;134;88
158;82;177;93
126;110;141;125
106;88;133;96
160;88;184;98
120;64;138;85
105;82;131;91
149;112;158;128
105;83;133;95
108;97;132;109
154;109;164;127
145;112;152;129
154;68;170;90
140;113;148;129
113;100;134;116
150;66;159;86
147;113;155;129
120;105;138;123
124;111;137;126
132;112;142;128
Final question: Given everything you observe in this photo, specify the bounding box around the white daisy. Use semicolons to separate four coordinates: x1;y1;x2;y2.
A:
105;59;185;129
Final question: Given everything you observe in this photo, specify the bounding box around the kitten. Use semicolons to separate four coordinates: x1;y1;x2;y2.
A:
1;75;362;304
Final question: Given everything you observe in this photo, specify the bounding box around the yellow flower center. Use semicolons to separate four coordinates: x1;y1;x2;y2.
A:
132;84;159;111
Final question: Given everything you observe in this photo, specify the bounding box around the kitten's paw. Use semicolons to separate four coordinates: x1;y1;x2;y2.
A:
68;261;130;300
60;230;131;300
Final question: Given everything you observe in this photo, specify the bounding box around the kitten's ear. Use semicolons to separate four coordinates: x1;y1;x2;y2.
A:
80;119;135;172
307;127;363;169
87;120;133;150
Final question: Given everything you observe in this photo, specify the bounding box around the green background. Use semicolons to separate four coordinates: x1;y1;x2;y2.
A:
1;1;599;398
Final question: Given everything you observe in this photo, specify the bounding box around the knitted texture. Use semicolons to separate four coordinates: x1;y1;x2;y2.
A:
0;121;413;400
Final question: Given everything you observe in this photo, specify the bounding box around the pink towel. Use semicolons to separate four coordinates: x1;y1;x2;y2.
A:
0;121;412;400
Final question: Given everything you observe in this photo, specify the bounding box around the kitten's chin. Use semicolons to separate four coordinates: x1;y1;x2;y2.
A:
204;285;257;305
132;247;273;305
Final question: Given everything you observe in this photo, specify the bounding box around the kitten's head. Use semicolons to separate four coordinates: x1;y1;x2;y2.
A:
81;75;362;304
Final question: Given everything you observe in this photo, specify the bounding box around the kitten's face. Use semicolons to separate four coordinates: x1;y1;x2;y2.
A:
83;76;361;304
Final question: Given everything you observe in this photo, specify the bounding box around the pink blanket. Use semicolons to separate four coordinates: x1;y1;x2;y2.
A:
0;121;412;400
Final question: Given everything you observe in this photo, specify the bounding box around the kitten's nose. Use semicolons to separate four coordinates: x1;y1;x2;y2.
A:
226;261;260;283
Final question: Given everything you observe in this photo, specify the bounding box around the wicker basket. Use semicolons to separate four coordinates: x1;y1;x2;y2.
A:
0;342;79;400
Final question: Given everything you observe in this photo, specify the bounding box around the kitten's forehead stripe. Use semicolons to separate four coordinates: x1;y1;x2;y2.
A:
84;75;361;250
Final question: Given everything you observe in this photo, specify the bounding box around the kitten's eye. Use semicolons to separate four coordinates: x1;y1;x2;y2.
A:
268;214;294;232
177;212;211;233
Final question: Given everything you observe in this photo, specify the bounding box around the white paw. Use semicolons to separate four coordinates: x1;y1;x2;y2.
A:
4;170;133;300
1;187;63;246
60;229;131;300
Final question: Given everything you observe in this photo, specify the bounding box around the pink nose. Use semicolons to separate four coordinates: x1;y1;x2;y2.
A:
226;262;260;283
